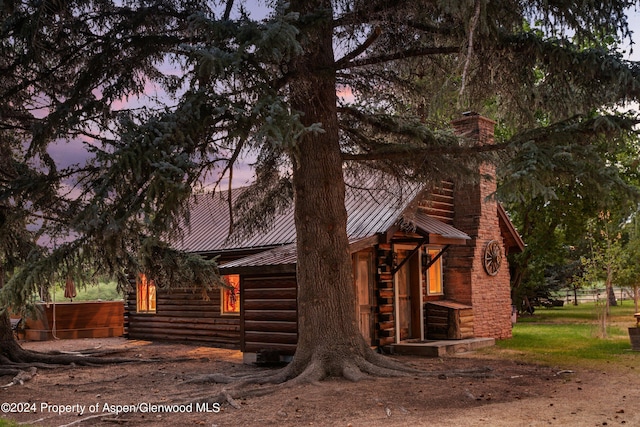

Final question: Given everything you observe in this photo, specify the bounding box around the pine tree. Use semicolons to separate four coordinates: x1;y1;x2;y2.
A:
2;0;640;381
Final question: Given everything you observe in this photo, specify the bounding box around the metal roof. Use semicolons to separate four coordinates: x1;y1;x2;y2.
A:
173;188;296;253
173;178;425;254
180;177;474;269
220;236;386;270
412;211;470;241
220;243;298;269
219;213;471;270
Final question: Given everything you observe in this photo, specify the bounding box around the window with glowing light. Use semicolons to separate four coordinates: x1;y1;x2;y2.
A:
221;274;240;315
423;247;443;296
136;274;156;313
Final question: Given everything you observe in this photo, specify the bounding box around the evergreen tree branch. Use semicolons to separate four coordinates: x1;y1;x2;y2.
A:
337;45;460;70
341;140;509;162
335;27;381;69
223;0;234;21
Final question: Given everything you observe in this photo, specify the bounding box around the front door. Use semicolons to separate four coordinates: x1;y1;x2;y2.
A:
354;251;374;345
395;246;422;341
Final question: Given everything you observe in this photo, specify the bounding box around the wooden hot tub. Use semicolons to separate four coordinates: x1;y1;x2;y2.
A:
24;301;124;341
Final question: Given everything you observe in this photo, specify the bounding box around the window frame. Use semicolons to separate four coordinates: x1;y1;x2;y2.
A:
423;246;444;296
136;274;156;314
220;274;240;316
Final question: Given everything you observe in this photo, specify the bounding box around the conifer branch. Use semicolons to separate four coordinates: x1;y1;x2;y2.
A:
223;0;234;21
335;27;381;69
336;45;459;70
340;141;509;162
459;0;481;98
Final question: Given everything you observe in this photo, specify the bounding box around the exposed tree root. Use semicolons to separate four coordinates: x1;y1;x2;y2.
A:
57;412;114;427
0;368;20;376
45;347;131;357
178;350;494;412
0;360;71;370
2;349;154;366
365;350;424;373
184;373;236;384
1;312;164;373
52;374;130;388
0;341;178;373
1;366;37;387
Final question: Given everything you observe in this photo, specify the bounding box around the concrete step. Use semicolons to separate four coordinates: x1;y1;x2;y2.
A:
391;338;495;357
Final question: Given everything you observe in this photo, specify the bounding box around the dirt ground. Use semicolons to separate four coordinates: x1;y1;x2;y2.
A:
1;337;638;427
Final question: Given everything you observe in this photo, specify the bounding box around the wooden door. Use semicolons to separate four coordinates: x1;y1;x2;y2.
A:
354;252;374;345
396;248;421;341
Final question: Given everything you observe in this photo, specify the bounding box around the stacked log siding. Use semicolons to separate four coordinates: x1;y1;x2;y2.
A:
419;181;455;224
241;274;298;355
127;289;240;348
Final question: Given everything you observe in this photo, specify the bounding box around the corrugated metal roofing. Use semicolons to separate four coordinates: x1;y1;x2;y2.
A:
413;211;470;241
175;178;471;254
187;178;473;269
220;243;298;268
173;188;296;253
220;236;385;269
173;177;425;254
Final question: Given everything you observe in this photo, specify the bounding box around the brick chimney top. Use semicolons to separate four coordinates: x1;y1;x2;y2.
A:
451;113;496;146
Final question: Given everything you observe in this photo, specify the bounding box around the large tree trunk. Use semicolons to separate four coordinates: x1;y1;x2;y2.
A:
0;311;25;364
276;0;403;382
0;266;28;368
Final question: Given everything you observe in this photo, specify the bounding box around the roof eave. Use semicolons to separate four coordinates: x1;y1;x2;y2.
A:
426;235;469;246
497;204;526;253
219;263;297;275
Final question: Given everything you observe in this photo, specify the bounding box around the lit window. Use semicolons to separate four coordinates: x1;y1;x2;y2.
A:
424;248;443;295
221;275;240;315
137;274;156;313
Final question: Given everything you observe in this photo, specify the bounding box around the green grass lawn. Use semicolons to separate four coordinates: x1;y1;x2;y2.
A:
517;300;638;324
491;301;640;371
51;280;123;302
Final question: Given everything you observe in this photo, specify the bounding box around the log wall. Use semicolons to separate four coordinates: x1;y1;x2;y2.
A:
419;181;455;224
241;274;298;355
375;243;396;346
127;289;240;348
425;300;474;340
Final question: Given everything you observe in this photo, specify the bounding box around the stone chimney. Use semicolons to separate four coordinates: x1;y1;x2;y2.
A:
444;113;512;339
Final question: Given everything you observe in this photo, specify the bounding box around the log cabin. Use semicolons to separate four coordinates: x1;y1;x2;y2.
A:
126;114;525;359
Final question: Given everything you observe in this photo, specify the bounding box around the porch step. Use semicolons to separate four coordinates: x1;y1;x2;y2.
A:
391;338;495;357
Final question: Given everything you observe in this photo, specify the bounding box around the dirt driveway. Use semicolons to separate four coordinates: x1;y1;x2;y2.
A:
1;338;638;426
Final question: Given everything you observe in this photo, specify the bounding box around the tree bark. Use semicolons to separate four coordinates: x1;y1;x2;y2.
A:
279;0;400;381
607;282;617;307
0;311;25;363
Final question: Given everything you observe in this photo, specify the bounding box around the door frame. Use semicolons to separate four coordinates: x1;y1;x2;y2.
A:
393;243;425;343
